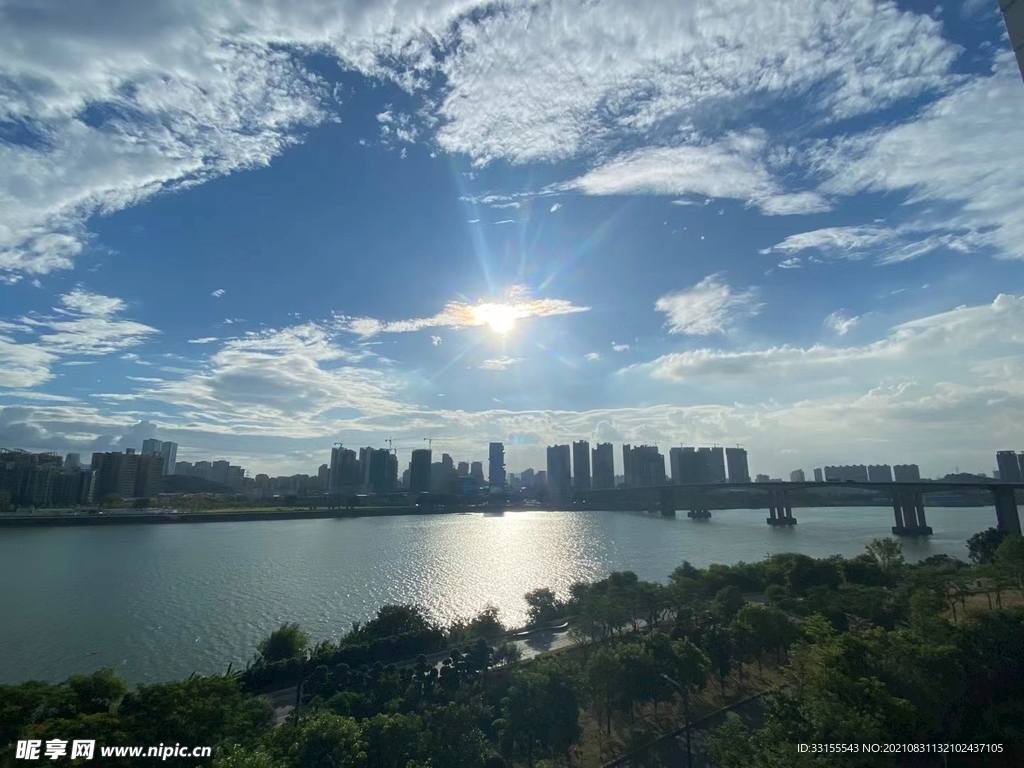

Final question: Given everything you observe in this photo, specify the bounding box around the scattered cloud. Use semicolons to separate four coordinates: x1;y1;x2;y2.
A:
655;274;762;336
339;286;590;338
188;337;221;345
823;311;861;336
431;335;442;346
563;137;829;215
479;357;523;370
494;219;516;225
549;203;562;213
584;352;602;362
611;343;630;352
211;289;226;298
777;257;802;269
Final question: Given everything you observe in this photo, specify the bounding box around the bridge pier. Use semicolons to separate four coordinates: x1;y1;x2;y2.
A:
993;486;1022;535
767;491;796;526
686;508;711;519
891;491;932;536
659;488;676;517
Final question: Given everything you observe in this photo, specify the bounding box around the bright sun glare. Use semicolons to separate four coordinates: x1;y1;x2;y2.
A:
473;303;519;335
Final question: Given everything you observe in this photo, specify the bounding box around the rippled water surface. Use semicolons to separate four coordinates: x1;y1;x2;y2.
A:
0;507;997;684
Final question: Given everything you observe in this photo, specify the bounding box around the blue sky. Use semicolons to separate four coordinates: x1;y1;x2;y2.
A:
2;0;1024;479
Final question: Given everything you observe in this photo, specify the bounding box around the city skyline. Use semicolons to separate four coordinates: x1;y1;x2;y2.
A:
1;2;1023;480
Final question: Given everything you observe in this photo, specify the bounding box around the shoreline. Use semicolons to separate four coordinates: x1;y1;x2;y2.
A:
0;499;991;528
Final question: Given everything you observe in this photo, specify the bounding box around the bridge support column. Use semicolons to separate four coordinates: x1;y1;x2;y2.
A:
659;488;676;517
892;491;932;536
993;486;1022;535
767;491;796;526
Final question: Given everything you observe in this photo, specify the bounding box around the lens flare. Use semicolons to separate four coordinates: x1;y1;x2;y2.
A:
473;303;520;335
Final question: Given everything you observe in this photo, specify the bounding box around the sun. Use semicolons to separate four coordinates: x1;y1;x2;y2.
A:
473;303;520;335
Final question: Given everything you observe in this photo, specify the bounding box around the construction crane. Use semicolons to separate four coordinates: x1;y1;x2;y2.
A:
423;437;452;451
385;436;422;454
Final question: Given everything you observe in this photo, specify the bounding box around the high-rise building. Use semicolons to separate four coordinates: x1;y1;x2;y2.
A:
893;464;921;483
457;461;469;477
470;461;484;483
572;440;591;492
365;449;391;494
623;444;666;487
1019;453;1024;480
410;449;432;493
387;453;398;492
823;465;869;482
317;463;330;487
671;447;702;485
193;461;212;480
867;464;892;482
141;439;162;456
488;443;506;488
521;468;535;488
755;473;771;482
535;470;547;489
996;451;1023;483
813;468;823;483
725;447;750;483
329;447;360;494
790;469;805;483
65;453;81;470
159;441;178;474
546;444;572;504
708;446;726;483
591;443;614;490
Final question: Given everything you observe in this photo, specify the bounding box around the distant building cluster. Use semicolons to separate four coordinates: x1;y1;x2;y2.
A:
797;463;921;483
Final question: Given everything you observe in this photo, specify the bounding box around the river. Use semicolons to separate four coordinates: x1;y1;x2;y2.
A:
0;506;997;685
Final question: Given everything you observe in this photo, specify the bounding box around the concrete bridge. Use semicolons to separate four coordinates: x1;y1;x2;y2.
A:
575;481;1024;537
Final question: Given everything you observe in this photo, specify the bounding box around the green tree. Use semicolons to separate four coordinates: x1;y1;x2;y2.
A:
865;537;905;576
213;744;288;768
994;535;1024;592
712;585;746;622
361;713;424;768
67;668;129;714
585;647;621;737
967;527;1010;565
256;622;310;663
493;641;523;666
282;712;366;768
524;587;560;626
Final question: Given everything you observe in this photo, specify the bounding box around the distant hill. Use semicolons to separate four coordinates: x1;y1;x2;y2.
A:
161;475;232;495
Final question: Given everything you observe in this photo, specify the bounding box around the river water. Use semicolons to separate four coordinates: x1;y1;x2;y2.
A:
0;506;997;685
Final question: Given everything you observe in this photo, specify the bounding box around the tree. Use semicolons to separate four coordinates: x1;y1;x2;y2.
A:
493;641;523;666
524;587;560;626
697;624;733;692
67;668;129;714
466;604;506;640
585;648;621;737
360;713;423;768
967;528;1010;565
282;712;366;768
256;622;310;663
994;535;1024;592
865;537;905;576
712;585;745;622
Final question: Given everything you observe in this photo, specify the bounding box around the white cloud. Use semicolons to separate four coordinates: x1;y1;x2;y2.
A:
494;219;516;225
339;286;589;338
611;343;630;352
479;357;523;370
803;52;1024;261
431;335;442;346
631;294;1024;385
433;0;957;165
777;257;801;269
824;310;860;336
760;224;983;266
655;274;762;336
549;203;562;213
564;138;829;215
0;289;158;387
211;289;226;298
188;337;221;345
584;352;602;361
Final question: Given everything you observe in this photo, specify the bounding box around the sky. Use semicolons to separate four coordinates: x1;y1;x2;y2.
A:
1;0;1024;480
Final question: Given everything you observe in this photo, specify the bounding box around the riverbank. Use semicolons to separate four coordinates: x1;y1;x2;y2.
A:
0;505;493;527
